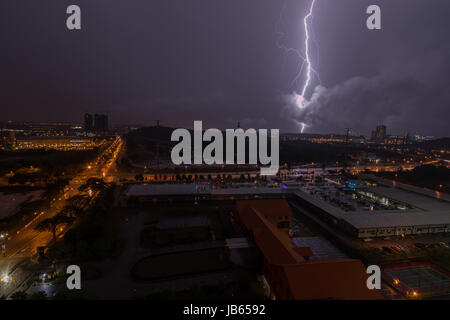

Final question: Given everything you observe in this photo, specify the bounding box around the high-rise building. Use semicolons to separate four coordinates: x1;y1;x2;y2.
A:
94;114;108;132
371;125;386;142
84;113;93;131
377;125;386;139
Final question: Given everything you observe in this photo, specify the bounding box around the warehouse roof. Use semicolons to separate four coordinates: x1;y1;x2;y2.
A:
125;180;450;231
293;184;450;229
125;184;284;196
126;184;210;196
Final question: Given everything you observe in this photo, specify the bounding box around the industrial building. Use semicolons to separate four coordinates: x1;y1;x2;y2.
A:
123;179;450;239
84;113;109;132
292;180;450;239
233;200;382;300
122;184;288;204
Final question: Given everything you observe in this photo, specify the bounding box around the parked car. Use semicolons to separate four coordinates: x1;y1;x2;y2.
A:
439;242;449;248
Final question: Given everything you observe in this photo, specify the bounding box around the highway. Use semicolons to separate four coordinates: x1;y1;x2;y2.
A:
0;136;123;297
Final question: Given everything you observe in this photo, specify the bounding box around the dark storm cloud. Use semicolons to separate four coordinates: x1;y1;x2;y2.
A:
0;0;286;128
280;0;450;137
1;0;450;136
283;46;450;136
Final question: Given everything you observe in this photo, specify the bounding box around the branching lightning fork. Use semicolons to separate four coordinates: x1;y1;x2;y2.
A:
298;0;317;108
277;0;320;133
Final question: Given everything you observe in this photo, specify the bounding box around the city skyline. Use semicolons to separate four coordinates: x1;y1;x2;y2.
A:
1;0;450;137
0;117;442;141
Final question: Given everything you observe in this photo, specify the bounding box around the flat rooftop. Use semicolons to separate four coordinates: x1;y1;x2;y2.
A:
124;180;450;231
126;184;210;196
292;237;348;260
294;182;450;229
125;184;284;196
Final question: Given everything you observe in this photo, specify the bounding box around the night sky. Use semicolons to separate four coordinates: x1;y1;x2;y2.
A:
1;0;449;137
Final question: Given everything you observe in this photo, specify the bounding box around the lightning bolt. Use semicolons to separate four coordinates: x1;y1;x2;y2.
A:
300;122;307;133
277;0;320;133
297;0;317;108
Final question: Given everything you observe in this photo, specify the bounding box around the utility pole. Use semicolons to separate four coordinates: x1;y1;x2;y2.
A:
156;141;160;171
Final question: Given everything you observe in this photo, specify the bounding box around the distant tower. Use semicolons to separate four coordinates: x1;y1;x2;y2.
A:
405;132;410;144
345;128;351;143
237;121;241;129
84;113;93;131
376;125;386;140
156;120;160;127
156;141;160;170
371;124;386;142
94;114;108;132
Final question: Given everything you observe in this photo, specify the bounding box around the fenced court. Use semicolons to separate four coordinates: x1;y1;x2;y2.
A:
383;262;450;298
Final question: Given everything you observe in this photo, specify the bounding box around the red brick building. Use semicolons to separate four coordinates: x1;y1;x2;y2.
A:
234;199;383;300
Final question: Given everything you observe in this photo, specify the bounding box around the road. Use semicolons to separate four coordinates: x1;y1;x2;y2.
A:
0;136;123;297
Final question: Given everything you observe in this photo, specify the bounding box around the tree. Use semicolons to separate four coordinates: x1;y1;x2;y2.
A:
62;195;88;218
35;214;75;243
79;178;108;193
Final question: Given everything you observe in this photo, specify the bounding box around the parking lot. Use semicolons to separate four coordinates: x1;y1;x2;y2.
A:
298;178;407;212
363;234;450;256
385;266;450;290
